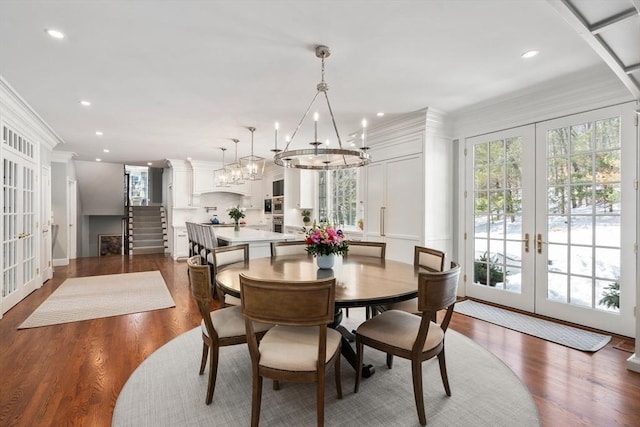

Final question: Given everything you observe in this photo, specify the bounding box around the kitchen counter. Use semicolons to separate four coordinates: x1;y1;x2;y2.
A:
215;228;295;259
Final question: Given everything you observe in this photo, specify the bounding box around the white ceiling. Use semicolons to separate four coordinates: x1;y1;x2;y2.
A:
0;0;636;166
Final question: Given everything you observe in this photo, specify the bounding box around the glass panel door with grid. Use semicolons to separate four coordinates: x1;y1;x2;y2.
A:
2;150;38;314
465;125;536;311
535;104;636;336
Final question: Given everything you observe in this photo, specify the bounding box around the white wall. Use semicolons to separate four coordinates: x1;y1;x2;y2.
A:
75;160;125;215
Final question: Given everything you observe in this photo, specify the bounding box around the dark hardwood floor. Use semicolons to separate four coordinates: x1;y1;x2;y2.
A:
1;254;639;426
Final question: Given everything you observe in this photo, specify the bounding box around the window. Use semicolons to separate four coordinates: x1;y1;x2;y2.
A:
318;169;358;227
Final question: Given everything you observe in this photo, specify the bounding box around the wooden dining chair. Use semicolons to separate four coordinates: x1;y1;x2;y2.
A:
240;273;342;427
353;262;461;426
186;256;271;405
210;244;249;306
344;241;386;319
270;240;309;257
385;245;447;315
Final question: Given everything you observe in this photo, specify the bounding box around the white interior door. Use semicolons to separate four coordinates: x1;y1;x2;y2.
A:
465;125;536;311
67;179;77;260
41;165;53;282
534;104;636;336
2;150;37;314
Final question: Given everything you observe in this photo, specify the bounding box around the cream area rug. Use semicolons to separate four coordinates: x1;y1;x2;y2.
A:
113;326;540;426
19;271;175;329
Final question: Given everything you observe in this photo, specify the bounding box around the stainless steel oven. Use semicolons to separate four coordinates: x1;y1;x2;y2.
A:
272;216;283;233
272;196;284;215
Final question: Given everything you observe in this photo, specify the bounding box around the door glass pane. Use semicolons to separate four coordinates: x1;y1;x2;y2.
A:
472;137;524;292
545;115;621;311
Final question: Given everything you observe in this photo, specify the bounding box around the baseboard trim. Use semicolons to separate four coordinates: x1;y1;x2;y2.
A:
53;258;69;267
626;353;640;373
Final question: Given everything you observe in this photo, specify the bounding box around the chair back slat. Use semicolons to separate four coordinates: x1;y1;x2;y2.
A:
270;240;309;257
212;244;249;274
346;241;386;259
187;255;219;342
202;225;217;250
187;255;210;302
240;274;335;326
417;262;460;313
414;246;446;272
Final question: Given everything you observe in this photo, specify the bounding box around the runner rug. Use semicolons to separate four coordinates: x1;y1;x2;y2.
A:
454;299;611;352
112;326;540;427
18;271;175;329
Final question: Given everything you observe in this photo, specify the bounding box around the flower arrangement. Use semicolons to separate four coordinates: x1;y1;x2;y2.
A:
305;223;349;257
228;206;246;229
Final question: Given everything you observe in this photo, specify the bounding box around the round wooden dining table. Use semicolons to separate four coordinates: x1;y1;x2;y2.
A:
215;253;423;377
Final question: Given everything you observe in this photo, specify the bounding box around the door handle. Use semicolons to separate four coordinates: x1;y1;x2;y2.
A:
380;206;386;236
516;233;530;253
536;233;547;254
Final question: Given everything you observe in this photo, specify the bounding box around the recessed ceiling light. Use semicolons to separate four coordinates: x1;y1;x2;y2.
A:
96;158;101;162
45;29;65;39
103;149;110;153
147;162;152;166
95;131;103;136
521;50;539;59
376;112;384;117
79;100;91;107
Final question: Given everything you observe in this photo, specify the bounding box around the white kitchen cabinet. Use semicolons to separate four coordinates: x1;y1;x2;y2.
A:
190;160;216;194
173;226;189;260
285;168;315;209
242;180;264;209
169;161;192;208
298;169;315;209
365;153;423;262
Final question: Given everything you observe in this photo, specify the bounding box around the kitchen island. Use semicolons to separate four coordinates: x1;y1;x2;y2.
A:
214;227;296;259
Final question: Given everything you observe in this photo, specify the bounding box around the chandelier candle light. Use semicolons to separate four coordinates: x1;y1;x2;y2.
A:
273;45;371;170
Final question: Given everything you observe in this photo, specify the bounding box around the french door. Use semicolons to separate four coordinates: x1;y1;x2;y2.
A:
534;104;636;336
465;103;636;336
465;125;536;312
2;150;38;314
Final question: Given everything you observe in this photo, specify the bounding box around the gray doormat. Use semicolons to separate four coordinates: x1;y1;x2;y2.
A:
454;300;611;352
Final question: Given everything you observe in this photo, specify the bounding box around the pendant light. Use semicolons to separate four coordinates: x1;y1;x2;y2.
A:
226;139;245;185
214;147;230;187
240;126;265;180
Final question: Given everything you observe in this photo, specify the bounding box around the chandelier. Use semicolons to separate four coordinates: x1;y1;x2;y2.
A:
240;126;265;180
273;45;371;170
214;147;230;187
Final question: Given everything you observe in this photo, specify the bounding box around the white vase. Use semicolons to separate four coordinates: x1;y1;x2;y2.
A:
316;254;335;270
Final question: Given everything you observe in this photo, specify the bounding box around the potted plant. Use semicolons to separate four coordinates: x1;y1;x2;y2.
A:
301;209;311;226
305;223;349;269
474;253;505;286
227;205;246;231
599;282;619;309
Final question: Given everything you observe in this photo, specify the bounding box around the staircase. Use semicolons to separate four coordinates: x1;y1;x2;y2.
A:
128;205;168;255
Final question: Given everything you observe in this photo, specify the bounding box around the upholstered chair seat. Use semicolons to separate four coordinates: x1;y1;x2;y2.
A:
355;310;444;352
258;326;342;371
